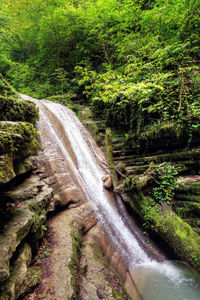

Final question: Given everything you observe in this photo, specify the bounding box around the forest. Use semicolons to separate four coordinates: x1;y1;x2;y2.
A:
0;0;199;140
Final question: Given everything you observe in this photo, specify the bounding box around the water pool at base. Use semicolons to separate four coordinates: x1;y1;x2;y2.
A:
132;261;200;300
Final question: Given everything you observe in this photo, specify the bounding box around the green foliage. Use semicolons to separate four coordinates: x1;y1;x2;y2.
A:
0;0;199;132
0;73;17;98
32;209;47;233
152;163;178;205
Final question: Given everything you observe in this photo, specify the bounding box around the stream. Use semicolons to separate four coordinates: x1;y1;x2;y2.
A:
21;95;200;300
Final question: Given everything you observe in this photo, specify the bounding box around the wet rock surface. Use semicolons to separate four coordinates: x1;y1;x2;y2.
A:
0;243;41;300
0;208;34;283
0;154;55;299
24;203;131;300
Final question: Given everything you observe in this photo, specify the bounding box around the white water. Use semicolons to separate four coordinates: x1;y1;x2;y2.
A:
39;100;150;266
21;95;200;299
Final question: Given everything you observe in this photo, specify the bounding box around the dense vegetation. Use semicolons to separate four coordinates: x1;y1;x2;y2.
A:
0;0;199;142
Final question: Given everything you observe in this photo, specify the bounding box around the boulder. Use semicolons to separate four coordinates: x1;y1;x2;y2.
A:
102;174;113;189
0;154;15;185
4;175;53;211
0;243;41;299
0;208;34;282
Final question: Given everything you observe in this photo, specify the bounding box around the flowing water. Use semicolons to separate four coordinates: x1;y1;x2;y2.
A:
21;95;200;300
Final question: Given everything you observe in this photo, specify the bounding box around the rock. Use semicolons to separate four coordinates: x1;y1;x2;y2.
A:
60;184;83;206
36;208;80;299
0;244;41;299
34;185;53;209
102;174;113;189
47;193;62;212
14;158;33;176
81;212;97;234
5;176;41;202
0;208;34;282
79;226;115;300
4;175;53;211
0;154;15;185
121;193;131;204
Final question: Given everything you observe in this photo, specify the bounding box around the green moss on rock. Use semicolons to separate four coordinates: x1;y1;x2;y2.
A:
0;122;39;158
0;154;15;184
0;73;39;186
176;182;200;195
0;96;39;125
0;74;38;124
0;122;39;184
68;225;82;300
0;243;41;300
129;191;200;272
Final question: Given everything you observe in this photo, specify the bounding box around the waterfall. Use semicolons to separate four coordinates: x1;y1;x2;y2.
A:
21;95;200;300
35;98;151;267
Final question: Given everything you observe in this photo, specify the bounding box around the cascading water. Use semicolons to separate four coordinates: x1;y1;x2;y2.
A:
21;95;200;300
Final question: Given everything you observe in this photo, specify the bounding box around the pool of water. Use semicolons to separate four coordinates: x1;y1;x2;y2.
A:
131;260;200;300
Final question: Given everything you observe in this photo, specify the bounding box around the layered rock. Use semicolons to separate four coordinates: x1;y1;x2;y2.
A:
0;244;41;300
0;77;52;299
0;75;39;186
105;126;200;272
0;173;54;298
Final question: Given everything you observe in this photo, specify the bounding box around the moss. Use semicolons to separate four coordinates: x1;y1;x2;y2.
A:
175;201;200;218
26;266;41;283
31;211;46;233
174;194;200;202
176;182;200;195
0;243;41;299
129;191;200;271
0;122;40;158
0;73;38;124
0;154;14;183
0;73;39;185
124;151;200;166
124;121;200;153
0;95;39;125
68;225;82;300
93;244;131;300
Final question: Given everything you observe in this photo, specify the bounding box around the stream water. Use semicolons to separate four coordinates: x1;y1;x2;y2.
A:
21;95;200;300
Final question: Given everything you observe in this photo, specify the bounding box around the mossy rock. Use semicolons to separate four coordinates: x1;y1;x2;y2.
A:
0;74;39;186
13;158;33;176
0;243;41;300
0;121;40;158
0;74;38;124
129;191;200;272
0;154;15;184
0;122;39;185
123;122;200;154
176;182;200;195
0;208;34;282
0;96;39;125
69;225;82;300
174;201;200;219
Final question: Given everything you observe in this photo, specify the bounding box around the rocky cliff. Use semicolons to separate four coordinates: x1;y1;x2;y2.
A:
105;123;200;272
0;76;54;299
